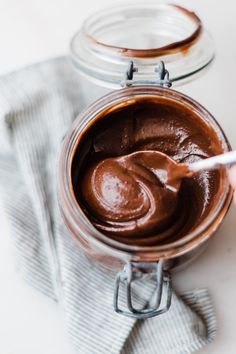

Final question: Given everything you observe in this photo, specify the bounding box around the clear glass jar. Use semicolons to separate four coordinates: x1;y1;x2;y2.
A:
70;3;214;108
58;85;232;319
59;3;231;319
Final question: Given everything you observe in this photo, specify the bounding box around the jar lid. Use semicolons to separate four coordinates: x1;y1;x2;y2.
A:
70;3;214;88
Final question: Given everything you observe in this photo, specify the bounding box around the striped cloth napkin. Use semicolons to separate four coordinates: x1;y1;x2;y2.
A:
0;57;216;354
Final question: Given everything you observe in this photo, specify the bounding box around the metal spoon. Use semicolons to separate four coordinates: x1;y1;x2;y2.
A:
151;150;236;181
187;150;236;173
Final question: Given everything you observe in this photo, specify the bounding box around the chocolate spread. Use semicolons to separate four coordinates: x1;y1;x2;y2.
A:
72;97;223;246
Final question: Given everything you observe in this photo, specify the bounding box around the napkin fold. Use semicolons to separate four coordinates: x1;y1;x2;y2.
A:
0;57;216;354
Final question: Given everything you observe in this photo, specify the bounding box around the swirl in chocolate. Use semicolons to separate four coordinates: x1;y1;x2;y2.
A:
72;97;223;246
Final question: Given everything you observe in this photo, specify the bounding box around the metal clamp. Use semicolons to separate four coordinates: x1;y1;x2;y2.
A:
121;61;172;88
113;260;172;319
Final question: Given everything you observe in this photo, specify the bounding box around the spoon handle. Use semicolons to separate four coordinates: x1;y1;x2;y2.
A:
190;150;236;172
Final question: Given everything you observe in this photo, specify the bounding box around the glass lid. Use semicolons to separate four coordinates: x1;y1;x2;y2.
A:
70;2;215;88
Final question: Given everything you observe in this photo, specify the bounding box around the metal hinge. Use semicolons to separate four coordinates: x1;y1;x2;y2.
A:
113;260;172;319
121;61;172;88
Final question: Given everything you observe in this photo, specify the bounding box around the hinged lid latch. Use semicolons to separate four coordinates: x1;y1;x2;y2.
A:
121;61;172;88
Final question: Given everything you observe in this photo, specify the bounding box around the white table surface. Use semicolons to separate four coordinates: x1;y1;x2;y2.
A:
0;0;236;353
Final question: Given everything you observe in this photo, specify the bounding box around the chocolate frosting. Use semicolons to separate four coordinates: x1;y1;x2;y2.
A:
72;97;223;246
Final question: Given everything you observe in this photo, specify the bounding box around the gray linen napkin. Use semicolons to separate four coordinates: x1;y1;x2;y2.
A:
0;56;216;354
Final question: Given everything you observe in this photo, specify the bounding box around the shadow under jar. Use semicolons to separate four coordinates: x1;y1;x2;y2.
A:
58;3;232;318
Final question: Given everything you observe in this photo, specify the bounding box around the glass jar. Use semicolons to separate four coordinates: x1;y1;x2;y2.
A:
58;84;232;318
58;3;232;319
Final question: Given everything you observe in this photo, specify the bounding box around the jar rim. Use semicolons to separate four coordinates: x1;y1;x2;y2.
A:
58;86;232;261
70;2;215;88
82;4;202;58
